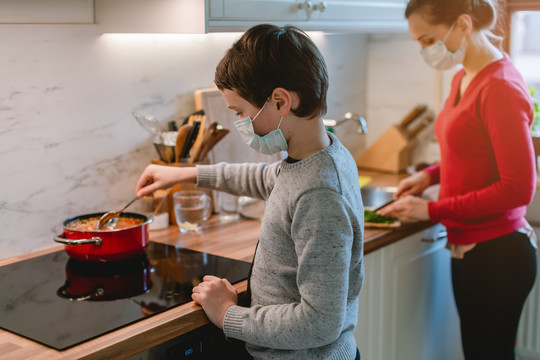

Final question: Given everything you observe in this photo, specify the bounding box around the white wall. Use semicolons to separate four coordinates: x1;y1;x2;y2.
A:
0;24;368;259
365;33;454;166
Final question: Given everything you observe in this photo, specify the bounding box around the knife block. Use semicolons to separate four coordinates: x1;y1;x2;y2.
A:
151;159;213;225
356;105;433;173
355;124;417;173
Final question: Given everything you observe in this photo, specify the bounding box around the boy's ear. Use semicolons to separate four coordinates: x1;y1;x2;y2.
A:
270;87;293;115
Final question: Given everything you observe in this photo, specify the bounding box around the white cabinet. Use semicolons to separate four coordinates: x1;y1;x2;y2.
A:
95;0;206;34
355;224;463;360
207;0;409;33
516;225;540;360
0;0;94;24
207;0;301;22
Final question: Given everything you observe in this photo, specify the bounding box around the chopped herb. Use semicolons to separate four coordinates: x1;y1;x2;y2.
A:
364;209;397;224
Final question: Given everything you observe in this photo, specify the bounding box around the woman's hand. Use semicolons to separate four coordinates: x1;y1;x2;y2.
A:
135;164;197;198
378;195;430;223
191;275;238;329
394;171;431;199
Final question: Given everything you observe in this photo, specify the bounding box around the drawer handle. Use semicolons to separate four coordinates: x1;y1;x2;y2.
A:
422;230;447;243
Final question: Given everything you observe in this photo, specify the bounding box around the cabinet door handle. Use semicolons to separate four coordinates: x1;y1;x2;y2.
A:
298;1;326;17
298;0;313;11
313;1;327;12
422;230;447;243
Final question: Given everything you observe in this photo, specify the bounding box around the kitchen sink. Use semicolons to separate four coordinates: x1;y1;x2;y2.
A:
360;186;397;209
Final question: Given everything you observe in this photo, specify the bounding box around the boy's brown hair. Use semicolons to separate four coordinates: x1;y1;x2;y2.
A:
214;24;328;119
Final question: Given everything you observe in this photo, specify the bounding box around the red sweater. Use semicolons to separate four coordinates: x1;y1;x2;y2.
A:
425;54;536;245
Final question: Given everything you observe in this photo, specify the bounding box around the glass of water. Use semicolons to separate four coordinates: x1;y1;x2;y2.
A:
173;190;212;233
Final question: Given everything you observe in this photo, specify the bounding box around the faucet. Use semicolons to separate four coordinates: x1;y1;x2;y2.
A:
323;112;368;134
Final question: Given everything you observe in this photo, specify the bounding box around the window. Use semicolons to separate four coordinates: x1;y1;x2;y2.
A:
503;1;540;134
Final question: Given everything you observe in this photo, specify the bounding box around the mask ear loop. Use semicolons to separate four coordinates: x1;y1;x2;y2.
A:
251;101;268;123
442;22;457;43
277;116;284;129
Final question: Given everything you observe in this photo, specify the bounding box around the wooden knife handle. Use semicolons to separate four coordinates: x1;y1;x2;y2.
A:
181;121;200;159
399;105;427;129
175;124;193;163
406;115;434;139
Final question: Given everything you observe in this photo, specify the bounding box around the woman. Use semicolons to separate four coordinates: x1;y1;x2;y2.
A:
379;0;537;358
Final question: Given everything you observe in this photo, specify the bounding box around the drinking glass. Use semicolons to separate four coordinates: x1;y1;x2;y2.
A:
173;190;211;233
217;192;240;221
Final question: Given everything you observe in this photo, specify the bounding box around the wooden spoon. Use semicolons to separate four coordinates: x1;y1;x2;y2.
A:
192;122;218;163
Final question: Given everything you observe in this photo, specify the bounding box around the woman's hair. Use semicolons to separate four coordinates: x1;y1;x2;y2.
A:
214;24;328;119
405;0;503;47
405;0;499;29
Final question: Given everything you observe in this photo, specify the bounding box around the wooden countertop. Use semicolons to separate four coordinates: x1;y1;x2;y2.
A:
0;170;431;360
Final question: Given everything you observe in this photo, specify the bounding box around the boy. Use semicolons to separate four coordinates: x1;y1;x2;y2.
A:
136;24;364;360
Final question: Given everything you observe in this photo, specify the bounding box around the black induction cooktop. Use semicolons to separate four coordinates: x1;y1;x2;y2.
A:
0;242;251;350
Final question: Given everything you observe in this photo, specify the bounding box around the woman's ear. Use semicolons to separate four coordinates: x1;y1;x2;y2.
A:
456;14;473;35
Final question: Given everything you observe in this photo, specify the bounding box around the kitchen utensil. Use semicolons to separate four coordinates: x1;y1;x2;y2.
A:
97;195;139;230
57;254;152;301
133;111;163;138
192;121;218;162
180;120;201;160
356;105;432;173
133;112;179;163
195;127;230;162
188;115;206;159
54;212;152;262
405;115;434;139
398;105;427;129
373;198;396;212
175;123;193;162
153;131;178;163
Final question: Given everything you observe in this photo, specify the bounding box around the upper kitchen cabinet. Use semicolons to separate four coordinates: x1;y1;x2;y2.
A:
207;0;409;33
0;0;93;24
95;0;206;34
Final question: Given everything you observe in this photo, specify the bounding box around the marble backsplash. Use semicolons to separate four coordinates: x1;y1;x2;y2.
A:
0;25;368;260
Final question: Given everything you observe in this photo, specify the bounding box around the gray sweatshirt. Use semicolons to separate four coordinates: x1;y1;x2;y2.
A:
196;132;364;360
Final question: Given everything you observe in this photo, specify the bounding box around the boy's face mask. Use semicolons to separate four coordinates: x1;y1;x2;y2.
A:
234;101;288;155
420;22;465;71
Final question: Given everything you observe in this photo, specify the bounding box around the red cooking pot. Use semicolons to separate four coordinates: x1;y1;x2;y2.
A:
54;212;153;262
57;254;152;301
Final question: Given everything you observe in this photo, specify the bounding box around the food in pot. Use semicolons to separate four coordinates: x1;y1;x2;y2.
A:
65;216;143;231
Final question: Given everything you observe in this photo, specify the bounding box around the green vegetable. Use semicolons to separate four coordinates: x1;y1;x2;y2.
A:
364;209;397;224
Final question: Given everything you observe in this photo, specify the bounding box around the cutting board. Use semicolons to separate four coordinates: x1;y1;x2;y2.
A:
194;88;282;164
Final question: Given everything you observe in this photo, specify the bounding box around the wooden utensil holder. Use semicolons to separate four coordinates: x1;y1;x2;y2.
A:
151;159;213;225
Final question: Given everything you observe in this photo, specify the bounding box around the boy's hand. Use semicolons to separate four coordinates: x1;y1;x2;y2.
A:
191;275;238;329
135;164;197;198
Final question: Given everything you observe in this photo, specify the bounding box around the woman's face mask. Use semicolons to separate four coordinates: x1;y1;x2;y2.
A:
420;22;465;70
234;101;288;155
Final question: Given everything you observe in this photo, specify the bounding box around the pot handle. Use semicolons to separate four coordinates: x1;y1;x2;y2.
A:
54;234;102;246
57;282;105;301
